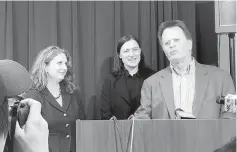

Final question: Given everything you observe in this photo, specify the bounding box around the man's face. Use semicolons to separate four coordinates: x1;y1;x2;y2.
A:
161;26;192;64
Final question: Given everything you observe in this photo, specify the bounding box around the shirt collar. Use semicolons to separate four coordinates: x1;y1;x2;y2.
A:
170;57;195;76
123;68;140;78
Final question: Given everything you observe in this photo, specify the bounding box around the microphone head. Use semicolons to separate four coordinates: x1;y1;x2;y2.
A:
216;96;225;104
217;94;237;113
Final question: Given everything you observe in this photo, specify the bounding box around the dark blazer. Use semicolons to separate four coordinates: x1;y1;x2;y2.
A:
100;67;155;120
24;88;85;152
134;62;236;119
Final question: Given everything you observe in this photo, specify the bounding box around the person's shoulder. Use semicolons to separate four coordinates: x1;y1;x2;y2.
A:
145;67;170;83
107;72;117;78
23;89;43;101
71;88;81;95
198;63;220;71
140;67;156;78
197;63;229;76
71;88;85;107
71;88;80;98
24;89;40;97
103;72;118;82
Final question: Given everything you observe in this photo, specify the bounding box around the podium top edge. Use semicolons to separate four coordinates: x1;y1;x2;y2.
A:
76;119;236;122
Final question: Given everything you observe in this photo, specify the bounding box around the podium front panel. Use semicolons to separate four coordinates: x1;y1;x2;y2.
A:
76;119;236;152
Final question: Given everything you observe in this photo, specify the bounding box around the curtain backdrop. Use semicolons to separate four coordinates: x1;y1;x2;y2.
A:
0;1;199;119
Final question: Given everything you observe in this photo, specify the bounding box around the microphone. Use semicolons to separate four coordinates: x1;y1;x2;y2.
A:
216;94;237;113
217;96;226;104
175;108;196;119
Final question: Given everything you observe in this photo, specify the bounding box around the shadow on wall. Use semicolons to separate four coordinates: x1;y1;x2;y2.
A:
86;56;114;120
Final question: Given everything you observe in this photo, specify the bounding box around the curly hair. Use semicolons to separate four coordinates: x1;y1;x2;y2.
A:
30;45;75;93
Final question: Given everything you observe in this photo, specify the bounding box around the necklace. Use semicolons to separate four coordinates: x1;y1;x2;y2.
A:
54;88;61;99
54;93;61;99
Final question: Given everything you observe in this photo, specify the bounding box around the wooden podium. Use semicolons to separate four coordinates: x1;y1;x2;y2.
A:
76;119;236;152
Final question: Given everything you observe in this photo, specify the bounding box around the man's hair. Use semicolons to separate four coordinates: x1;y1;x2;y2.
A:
30;45;75;93
157;20;192;46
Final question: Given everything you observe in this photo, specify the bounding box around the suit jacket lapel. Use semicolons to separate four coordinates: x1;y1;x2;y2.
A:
159;67;176;119
192;62;209;117
41;88;65;113
61;91;71;112
114;74;130;106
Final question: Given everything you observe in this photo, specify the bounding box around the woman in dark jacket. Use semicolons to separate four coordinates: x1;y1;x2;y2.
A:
100;35;155;120
24;46;85;152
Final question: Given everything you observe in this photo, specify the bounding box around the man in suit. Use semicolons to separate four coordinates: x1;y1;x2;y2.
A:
0;60;49;152
134;20;236;119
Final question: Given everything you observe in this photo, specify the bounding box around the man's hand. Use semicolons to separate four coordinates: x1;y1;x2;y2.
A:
13;98;49;152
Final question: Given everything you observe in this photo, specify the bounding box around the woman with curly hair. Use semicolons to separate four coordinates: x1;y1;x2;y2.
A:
24;46;85;152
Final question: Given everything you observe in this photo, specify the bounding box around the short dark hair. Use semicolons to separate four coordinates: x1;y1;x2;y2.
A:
157;20;192;46
112;35;147;74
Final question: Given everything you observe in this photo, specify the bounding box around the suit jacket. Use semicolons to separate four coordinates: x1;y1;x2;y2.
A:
100;67;155;120
134;62;236;119
24;88;85;152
